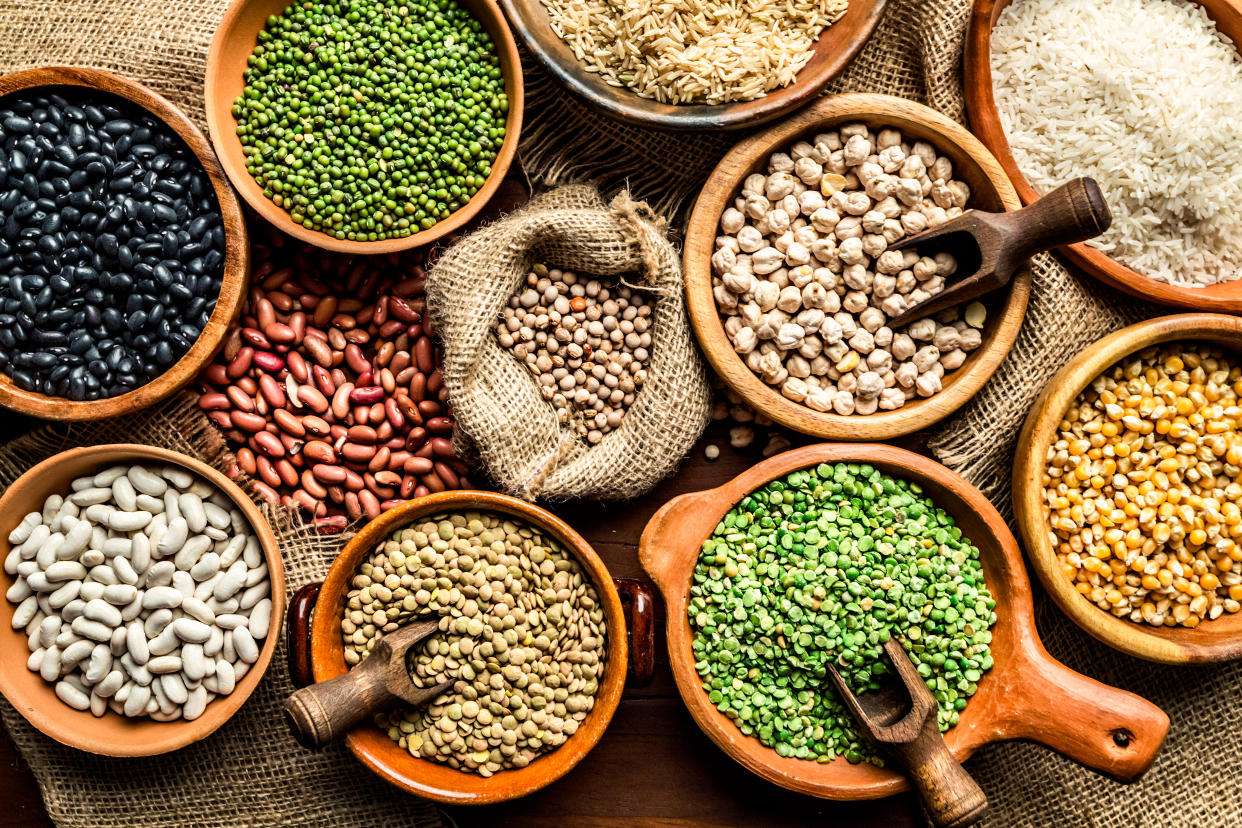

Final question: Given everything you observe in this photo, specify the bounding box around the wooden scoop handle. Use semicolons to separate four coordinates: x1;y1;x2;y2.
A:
887;715;988;828
1000;177;1111;260
285;652;396;749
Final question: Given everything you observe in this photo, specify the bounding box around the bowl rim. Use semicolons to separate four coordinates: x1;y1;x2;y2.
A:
0;66;250;421
1013;312;1242;663
964;0;1242;313
307;489;627;804
0;443;285;756
498;0;889;131
204;0;525;254
684;92;1030;441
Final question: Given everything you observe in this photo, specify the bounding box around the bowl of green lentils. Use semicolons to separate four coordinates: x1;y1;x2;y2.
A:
639;443;1171;799
205;0;522;253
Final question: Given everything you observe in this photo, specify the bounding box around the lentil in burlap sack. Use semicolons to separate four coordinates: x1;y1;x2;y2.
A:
0;396;443;828
428;185;710;501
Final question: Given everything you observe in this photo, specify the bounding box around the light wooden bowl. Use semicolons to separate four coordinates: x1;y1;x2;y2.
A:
0;444;285;756
0;67;249;421
965;0;1242;313
205;0;524;254
499;0;888;131
684;94;1030;440
1014;313;1242;663
287;490;652;804
640;443;1169;799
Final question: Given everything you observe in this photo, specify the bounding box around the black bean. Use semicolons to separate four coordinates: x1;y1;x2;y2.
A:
3;116;33;135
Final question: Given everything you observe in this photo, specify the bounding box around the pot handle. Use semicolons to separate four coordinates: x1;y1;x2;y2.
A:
287;582;322;689
614;578;655;688
998;645;1169;782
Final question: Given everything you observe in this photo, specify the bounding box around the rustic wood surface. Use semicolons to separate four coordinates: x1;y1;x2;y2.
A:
963;0;1242;313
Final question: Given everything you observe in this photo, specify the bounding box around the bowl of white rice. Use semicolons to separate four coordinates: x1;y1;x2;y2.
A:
966;0;1242;312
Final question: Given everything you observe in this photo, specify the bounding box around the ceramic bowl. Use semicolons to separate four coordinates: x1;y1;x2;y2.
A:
285;489;653;803
499;0;888;131
683;93;1030;440
0;444;284;756
0;67;249;421
1014;313;1242;663
965;0;1242;312
205;0;524;254
641;443;1168;799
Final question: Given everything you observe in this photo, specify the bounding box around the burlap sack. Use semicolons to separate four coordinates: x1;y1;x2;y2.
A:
427;185;711;501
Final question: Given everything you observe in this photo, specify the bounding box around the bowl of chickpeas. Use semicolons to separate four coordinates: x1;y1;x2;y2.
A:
1014;313;1242;664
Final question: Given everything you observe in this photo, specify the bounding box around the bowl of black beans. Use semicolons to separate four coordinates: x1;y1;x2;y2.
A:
0;66;248;419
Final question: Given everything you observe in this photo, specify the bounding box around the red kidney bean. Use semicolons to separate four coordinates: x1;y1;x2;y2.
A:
384;398;405;429
302;415;331;437
303;440;336;465
253;351;285;373
198;392;229;411
286;350;309;382
404;456;433;475
256;457;282;488
429;437;455;459
426;417;453;434
293;490;326;517
413;442;435;460
314;515;349;533
269;291;294;312
241;328;272;350
236;448;258;475
344;343;369;375
434;461;460;489
275;459;300;487
417;399;440;418
225;385;254;412
236;376;258;396
347;425;378;444
341;443;377;464
413;484;430;498
259;374;287;408
231;411;266;432
414;336;434;374
312;464;346;485
427;369;443;395
389;296;419;323
359;490;382;520
405;427;427;450
421;472;446;493
252;481;280;503
376;341;395;367
343;469;365;492
207;411;233;430
298;386;329;413
301;470;329;499
313;295;338;327
326;485;345;505
344;492;363;521
256;298;276;329
312;365;335;397
353;405;371;426
368;446;391;474
331;383;354;420
227;347;254;380
203;364;229;385
349;385;385;404
253;432;286;458
303;336;333;368
271;408;305;437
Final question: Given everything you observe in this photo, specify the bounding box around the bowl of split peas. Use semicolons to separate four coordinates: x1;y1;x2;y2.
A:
1014;313;1242;664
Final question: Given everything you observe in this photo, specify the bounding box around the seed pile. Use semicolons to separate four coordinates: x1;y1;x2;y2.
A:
198;234;469;527
0;88;225;400
6;464;272;720
496;265;653;443
992;0;1242;286
1044;345;1242;628
541;0;849;105
712;125;986;415
343;512;606;776
233;0;508;241
689;463;995;764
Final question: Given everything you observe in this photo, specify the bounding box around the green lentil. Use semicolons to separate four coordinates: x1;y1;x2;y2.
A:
687;462;997;766
232;0;508;241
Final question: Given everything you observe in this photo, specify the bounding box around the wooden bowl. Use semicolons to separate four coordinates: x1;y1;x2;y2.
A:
965;0;1242;312
499;0;887;131
0;444;285;756
1014;313;1242;663
684;94;1030;440
640;443;1169;799
205;0;524;254
286;490;652;804
0;67;249;421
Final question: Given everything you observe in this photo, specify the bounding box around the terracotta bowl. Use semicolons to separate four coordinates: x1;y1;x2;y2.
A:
0;444;285;756
499;0;888;131
684;93;1030;440
640;443;1169;800
1014;313;1242;663
965;0;1242;312
285;489;653;804
205;0;524;255
0;67;249;421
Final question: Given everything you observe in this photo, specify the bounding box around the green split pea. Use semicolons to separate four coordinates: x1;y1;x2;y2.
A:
232;0;508;241
688;462;996;766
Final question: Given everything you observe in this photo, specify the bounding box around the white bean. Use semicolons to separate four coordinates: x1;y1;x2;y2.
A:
248;599;273;639
55;680;90;710
232;627;259;665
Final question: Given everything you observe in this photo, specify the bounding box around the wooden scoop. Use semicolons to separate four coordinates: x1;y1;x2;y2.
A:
284;617;452;749
825;638;987;828
886;177;1111;329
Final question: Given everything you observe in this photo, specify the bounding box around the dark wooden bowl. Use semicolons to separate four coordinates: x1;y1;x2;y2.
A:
0;67;249;421
641;443;1169;799
205;0;524;254
1014;313;1242;663
289;490;651;804
965;0;1242;312
684;93;1030;441
0;445;285;756
499;0;888;131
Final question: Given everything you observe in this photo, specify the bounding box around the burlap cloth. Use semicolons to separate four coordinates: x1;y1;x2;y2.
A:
428;185;711;502
0;0;1232;825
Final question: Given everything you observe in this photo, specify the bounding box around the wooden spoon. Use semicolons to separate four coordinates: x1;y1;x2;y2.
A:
886;177;1111;328
825;638;987;828
284;617;452;749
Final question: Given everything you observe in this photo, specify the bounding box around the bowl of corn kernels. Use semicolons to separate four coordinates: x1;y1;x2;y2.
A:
1014;313;1242;664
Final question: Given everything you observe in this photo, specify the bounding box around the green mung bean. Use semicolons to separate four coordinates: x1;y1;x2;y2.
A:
232;0;508;241
688;463;996;766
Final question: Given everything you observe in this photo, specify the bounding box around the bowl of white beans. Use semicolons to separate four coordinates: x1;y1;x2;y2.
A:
0;444;284;756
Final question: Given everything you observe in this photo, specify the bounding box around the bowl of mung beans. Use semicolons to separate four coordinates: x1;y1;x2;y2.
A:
640;443;1169;799
285;489;653;803
1014;313;1242;664
205;0;523;254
